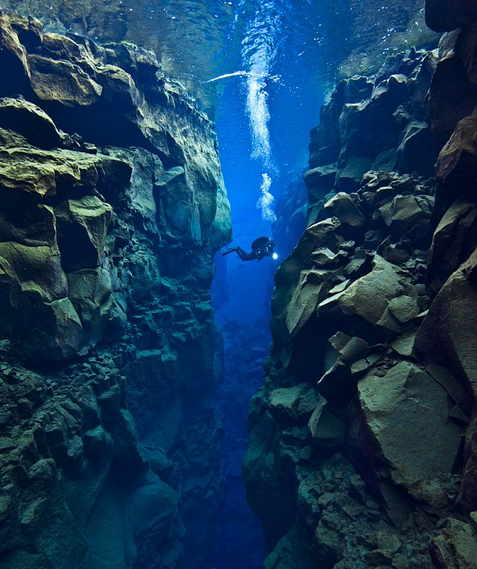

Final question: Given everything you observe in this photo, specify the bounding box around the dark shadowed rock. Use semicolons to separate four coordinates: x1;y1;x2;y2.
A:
426;0;477;32
339;256;406;338
430;517;477;569
398;120;436;177
427;198;477;292
0;96;61;148
429;31;477;154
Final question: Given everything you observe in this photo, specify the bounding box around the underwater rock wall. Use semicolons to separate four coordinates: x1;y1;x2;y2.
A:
0;11;231;569
243;14;477;569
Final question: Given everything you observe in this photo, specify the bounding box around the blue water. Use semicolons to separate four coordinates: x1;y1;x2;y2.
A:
204;3;433;568
209;6;323;566
25;0;434;566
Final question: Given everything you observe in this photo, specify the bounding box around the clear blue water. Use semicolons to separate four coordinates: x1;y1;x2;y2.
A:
204;3;433;568
4;1;434;566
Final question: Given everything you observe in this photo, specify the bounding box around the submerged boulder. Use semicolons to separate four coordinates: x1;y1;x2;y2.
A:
244;38;477;569
357;360;462;499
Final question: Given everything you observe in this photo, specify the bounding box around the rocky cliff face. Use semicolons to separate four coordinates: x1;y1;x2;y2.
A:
0;11;231;569
243;3;477;567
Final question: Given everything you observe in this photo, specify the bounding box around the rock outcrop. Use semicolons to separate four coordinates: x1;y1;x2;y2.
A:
244;24;477;569
0;11;231;569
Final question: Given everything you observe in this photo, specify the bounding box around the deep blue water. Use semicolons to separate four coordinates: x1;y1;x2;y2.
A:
0;0;438;567
210;6;324;566
28;1;435;566
205;2;432;568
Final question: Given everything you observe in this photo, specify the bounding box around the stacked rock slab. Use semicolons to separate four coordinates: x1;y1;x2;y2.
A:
418;0;477;565
0;11;231;569
244;42;477;569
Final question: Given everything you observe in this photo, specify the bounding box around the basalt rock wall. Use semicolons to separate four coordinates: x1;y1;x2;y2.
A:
0;11;231;569
243;8;477;569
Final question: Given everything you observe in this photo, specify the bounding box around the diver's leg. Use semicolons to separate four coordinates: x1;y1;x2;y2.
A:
235;247;248;261
222;247;252;260
222;247;238;257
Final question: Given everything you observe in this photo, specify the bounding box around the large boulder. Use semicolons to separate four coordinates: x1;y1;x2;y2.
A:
357;360;463;500
338;255;407;340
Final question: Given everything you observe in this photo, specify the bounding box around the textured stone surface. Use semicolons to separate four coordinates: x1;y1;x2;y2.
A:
304;49;437;227
0;12;231;569
430;517;477;569
244;38;477;569
358;361;462;496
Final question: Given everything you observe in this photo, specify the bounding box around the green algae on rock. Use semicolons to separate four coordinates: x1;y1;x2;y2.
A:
0;11;231;569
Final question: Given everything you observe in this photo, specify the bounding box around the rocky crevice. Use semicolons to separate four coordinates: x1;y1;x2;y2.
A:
0;11;231;569
243;5;477;568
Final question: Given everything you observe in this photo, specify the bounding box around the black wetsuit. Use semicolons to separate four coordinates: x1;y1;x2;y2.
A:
222;237;275;262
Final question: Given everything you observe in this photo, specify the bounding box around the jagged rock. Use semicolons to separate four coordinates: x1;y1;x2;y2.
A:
0;147;103;197
324;192;366;227
350;353;381;377
357;360;463;499
379;193;434;245
415;268;477;399
126;472;179;564
308;399;346;450
285;270;324;338
397;120;436;177
430;517;477;568
28;53;103;105
68;268;126;344
268;384;319;425
338;255;406;339
429;31;477;155
311;247;341;267
303;165;336;199
294;217;343;261
387;295;420;323
343;249;373;279
19;297;83;362
244;24;477;569
339;74;408;162
0;96;61;148
336;155;373;191
390;333;416;357
0;11;230;569
415;267;477;509
317;360;354;403
328;332;369;364
427;197;477;292
438;110;477;194
55;196;113;271
375;185;397;205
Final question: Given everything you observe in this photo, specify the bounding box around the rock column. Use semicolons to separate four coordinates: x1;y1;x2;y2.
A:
0;12;231;569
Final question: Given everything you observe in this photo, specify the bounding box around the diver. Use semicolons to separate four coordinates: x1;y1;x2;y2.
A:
222;236;277;262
